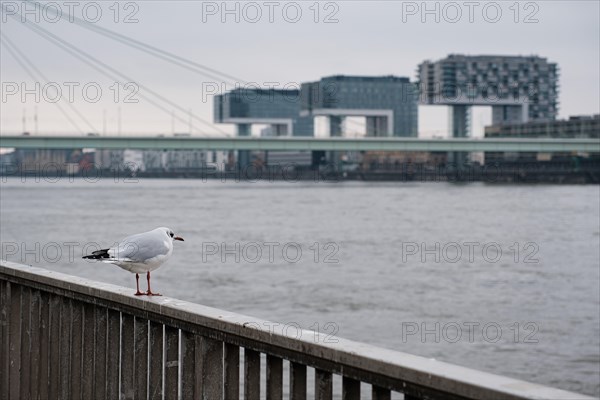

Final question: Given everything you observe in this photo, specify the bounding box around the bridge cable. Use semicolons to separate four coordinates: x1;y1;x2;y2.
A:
1;32;99;134
9;13;217;135
6;11;228;136
0;33;87;134
5;16;203;136
24;0;247;87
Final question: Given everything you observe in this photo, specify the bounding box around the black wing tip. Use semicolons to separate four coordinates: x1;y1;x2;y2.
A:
82;249;110;260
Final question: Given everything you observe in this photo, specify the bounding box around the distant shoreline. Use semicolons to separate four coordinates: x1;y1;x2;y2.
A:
2;166;599;184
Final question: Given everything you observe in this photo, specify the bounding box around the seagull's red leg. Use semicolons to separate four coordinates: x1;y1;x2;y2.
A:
134;273;144;296
146;271;161;296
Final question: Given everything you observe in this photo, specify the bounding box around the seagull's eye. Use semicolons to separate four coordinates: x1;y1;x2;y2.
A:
170;232;174;238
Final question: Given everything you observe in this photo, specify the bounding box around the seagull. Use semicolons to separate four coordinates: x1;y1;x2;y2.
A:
83;227;184;296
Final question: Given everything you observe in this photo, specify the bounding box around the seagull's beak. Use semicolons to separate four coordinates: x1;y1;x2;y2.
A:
174;236;184;241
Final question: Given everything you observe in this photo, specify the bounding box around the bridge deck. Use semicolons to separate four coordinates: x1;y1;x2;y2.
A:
1;135;599;152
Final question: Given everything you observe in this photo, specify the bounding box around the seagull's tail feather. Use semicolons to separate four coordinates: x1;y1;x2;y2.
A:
82;249;110;260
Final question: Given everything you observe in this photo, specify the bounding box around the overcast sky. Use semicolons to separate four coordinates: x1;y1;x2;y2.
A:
0;0;598;136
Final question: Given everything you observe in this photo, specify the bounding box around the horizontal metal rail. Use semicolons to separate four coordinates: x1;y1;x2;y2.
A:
0;261;593;400
1;135;599;153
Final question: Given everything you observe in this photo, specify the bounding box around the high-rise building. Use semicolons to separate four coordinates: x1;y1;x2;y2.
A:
213;88;314;137
300;75;419;137
213;76;420;138
418;54;559;165
214;76;419;165
418;54;559;124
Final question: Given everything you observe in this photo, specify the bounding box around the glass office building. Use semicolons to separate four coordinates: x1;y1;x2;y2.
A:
213;88;314;136
418;54;559;124
300;75;419;137
214;76;419;138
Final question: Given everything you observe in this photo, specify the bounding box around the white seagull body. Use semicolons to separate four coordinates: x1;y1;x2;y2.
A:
83;227;184;295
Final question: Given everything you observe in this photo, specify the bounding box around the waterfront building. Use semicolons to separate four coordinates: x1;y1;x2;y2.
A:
214;88;314;136
418;54;559;125
484;115;599;138
300;75;419;137
484;115;600;164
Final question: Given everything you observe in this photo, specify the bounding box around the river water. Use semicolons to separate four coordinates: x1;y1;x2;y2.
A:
1;178;599;397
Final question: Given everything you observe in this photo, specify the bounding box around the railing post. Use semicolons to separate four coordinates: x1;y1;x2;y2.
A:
93;306;108;400
244;348;261;400
9;283;22;400
70;301;83;400
134;317;149;400
58;297;71;400
20;287;32;399
0;280;8;400
121;314;135;400
38;290;50;400
266;354;283;400
106;309;121;400
180;330;198;400
315;369;333;400
342;377;360;400
164;326;179;400
148;321;164;400
47;294;60;399
201;336;224;399
224;343;240;399
82;302;95;400
372;385;391;400
29;290;41;400
289;362;307;400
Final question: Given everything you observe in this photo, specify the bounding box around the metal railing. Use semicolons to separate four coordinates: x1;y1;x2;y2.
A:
0;261;593;400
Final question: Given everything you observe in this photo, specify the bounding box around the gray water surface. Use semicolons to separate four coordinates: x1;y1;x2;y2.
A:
1;179;599;396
